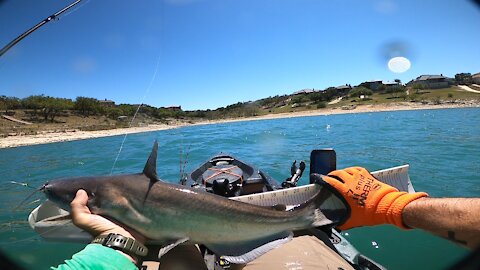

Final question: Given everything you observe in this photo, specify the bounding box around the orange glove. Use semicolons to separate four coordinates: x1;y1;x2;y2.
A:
322;167;428;230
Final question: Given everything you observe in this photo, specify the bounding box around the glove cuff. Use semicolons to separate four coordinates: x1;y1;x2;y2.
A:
388;192;429;229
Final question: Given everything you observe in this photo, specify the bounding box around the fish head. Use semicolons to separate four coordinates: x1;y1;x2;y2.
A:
42;176;103;211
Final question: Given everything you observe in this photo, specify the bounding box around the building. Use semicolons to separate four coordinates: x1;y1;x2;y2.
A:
98;99;115;107
292;89;315;95
383;81;402;90
166;106;182;111
407;75;450;89
362;80;383;91
473;72;480;84
334;85;352;95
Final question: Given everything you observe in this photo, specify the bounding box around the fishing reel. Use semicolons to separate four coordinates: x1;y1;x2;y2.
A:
281;160;306;188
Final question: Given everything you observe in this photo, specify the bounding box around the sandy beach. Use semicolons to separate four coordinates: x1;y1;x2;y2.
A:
1;102;478;149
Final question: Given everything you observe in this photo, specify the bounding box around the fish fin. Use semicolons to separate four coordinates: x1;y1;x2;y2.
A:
157;238;189;258
312;208;330;227
308;174;350;227
206;231;293;264
116;197;151;223
271;204;287;211
143;140;159;181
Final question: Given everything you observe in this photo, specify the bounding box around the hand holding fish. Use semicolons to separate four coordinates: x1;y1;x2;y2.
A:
321;167;428;230
70;189;146;264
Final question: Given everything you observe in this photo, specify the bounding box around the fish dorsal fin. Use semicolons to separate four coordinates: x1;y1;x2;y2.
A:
143;141;158;181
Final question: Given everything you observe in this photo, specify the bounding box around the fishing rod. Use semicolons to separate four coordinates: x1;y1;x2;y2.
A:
0;0;83;58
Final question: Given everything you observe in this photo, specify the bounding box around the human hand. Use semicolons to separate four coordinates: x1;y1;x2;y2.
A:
70;189;146;263
321;167;428;230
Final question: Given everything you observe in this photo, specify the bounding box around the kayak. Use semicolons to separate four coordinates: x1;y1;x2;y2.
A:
29;148;415;269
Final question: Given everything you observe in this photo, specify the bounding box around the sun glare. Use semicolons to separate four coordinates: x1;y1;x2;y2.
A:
388;56;411;73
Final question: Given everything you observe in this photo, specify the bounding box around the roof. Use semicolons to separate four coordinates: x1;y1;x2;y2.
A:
292;89;315;95
335;85;351;90
365;80;383;83
473;72;480;78
383;81;401;85
98;99;115;103
415;75;446;81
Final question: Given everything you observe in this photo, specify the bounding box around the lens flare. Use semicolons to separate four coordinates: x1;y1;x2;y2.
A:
388;56;411;73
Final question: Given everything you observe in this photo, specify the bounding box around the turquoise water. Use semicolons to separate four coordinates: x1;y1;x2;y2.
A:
1;107;479;269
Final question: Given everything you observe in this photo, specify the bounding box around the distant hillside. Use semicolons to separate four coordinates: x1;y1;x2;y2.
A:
1;74;480;137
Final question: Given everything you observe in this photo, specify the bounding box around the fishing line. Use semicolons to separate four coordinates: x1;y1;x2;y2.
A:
59;0;91;19
110;53;162;175
0;219;74;247
9;181;36;190
110;0;165;174
13;187;43;211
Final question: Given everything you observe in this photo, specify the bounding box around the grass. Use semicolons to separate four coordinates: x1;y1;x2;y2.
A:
333;87;480;108
0;110;156;137
415;87;480;100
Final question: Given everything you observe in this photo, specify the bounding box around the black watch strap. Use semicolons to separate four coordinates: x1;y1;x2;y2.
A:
92;233;148;258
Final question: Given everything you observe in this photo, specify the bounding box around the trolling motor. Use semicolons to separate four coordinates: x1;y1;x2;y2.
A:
281;160;306;188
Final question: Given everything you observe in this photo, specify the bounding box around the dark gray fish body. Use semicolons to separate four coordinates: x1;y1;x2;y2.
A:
42;141;348;263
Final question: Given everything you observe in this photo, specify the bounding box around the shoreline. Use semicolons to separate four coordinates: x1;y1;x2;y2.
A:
1;102;478;149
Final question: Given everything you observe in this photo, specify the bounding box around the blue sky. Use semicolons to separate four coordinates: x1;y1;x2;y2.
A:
1;0;479;110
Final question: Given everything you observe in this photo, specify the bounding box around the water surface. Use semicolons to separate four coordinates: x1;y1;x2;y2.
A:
1;107;478;269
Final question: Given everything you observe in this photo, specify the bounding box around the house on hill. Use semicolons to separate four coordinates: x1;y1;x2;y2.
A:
98;99;115;107
165;106;182;111
473;72;480;84
335;85;352;95
383;81;402;90
361;80;383;91
407;75;450;89
292;89;315;95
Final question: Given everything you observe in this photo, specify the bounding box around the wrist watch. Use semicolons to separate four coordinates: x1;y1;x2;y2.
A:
92;233;148;258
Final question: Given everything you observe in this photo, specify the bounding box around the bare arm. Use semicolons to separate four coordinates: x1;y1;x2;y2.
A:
403;198;480;249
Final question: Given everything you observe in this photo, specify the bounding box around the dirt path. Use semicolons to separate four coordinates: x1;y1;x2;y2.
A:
2;115;33;125
328;97;343;105
457;85;480;94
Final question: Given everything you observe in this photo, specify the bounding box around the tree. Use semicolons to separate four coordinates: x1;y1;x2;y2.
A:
308;92;324;103
377;84;386;92
118;104;138;116
22;95;45;119
412;83;426;94
22;95;73;122
75;97;100;116
42;97;74;122
104;107;123;119
349;87;373;98
0;96;21;114
455;73;473;85
323;87;340;101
